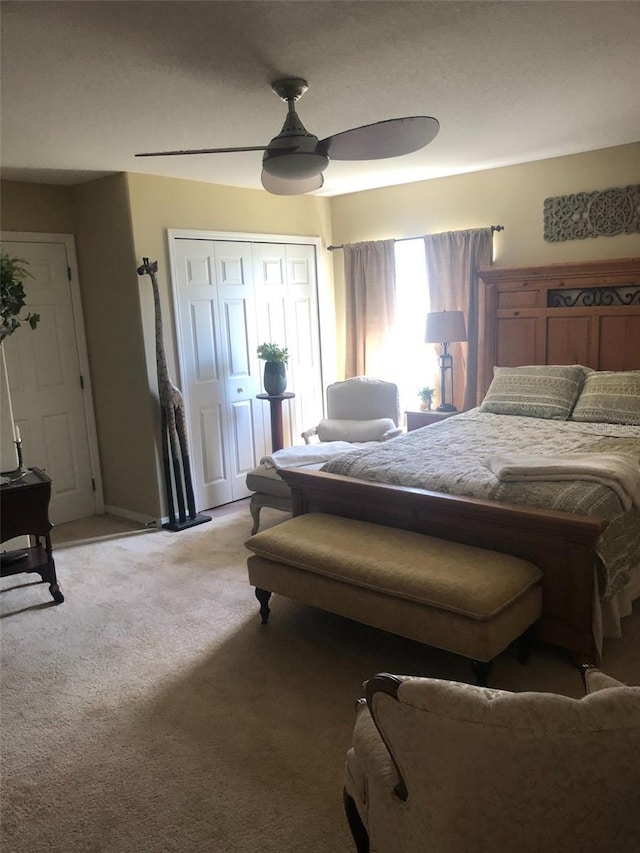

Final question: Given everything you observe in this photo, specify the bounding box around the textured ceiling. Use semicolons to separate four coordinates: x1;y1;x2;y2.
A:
2;0;639;197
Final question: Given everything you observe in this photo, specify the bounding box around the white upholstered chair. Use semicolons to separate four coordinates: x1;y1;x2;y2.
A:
301;376;402;444
344;667;640;853
246;376;401;533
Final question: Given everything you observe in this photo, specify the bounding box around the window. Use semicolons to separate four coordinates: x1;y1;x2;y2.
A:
392;240;439;416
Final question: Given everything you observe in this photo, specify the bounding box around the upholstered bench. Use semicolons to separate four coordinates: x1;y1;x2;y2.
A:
245;513;543;684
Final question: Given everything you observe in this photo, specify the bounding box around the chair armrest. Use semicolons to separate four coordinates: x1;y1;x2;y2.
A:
382;426;403;440
300;426;318;444
364;674;410;800
346;696;403;804
580;664;627;694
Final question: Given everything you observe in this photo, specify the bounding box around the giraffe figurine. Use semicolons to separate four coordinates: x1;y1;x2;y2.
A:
137;258;210;530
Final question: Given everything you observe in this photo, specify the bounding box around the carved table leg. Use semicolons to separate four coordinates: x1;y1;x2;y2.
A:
255;588;272;624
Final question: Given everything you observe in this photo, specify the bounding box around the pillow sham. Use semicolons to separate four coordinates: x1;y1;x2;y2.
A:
316;417;396;442
480;365;586;420
570;371;640;426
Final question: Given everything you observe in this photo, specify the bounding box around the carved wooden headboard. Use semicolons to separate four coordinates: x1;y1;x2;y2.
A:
478;257;640;395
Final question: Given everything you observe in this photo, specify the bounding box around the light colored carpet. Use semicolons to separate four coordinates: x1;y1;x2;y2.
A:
2;501;639;852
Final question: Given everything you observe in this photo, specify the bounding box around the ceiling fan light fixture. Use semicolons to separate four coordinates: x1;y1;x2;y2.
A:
262;149;329;180
261;170;324;195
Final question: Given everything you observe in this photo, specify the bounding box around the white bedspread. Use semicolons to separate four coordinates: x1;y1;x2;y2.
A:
485;452;640;512
260;441;370;469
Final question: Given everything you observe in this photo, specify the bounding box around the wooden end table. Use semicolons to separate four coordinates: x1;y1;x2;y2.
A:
0;467;64;603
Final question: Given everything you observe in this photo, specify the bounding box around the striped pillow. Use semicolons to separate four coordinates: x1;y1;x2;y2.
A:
480;365;586;420
570;371;640;425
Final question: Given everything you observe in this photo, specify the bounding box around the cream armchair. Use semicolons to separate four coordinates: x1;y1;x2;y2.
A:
301;376;402;444
344;668;640;853
246;377;402;533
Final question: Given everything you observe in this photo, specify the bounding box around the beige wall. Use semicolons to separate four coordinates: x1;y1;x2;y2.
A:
1;180;75;233
70;175;161;519
328;143;640;371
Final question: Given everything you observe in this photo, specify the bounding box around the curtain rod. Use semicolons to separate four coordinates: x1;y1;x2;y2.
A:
326;225;504;251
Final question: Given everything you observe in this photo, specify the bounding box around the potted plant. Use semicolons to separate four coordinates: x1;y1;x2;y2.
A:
1;253;40;343
257;342;289;396
418;386;435;411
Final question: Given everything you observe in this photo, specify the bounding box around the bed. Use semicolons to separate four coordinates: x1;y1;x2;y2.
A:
279;257;640;661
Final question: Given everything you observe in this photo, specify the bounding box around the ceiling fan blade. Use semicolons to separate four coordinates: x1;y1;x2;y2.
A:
135;145;274;158
261;170;324;196
320;116;439;161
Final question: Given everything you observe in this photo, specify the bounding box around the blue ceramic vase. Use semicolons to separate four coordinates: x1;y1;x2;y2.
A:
263;362;287;396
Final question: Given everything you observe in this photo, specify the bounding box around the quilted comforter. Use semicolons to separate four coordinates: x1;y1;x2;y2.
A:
321;409;640;596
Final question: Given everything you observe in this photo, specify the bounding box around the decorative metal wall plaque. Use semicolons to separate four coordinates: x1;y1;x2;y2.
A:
548;285;640;308
543;184;640;242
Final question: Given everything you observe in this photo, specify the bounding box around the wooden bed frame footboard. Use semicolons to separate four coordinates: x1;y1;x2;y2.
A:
279;468;607;661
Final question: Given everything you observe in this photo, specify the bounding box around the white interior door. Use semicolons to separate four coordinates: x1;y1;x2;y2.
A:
1;236;102;524
172;239;262;511
285;244;323;440
215;241;263;500
171;231;324;511
253;242;323;447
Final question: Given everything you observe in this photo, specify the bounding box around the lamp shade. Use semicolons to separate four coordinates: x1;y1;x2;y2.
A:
425;310;467;344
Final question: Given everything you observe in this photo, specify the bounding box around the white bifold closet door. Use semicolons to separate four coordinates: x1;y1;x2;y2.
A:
172;237;323;512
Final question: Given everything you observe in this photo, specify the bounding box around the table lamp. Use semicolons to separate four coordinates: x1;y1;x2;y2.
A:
425;310;467;412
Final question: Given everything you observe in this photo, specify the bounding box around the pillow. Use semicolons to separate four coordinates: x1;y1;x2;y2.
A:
570;371;640;425
480;365;586;420
316;417;396;442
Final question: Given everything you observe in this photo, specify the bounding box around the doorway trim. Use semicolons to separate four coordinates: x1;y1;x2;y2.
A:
1;231;104;514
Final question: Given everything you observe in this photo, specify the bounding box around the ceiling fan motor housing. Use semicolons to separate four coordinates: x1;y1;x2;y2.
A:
262;106;329;180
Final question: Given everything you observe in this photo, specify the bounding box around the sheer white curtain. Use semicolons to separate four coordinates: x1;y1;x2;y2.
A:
392;240;438;413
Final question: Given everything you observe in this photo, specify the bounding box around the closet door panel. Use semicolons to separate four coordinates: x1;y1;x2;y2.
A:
214;242;261;500
172;234;324;510
199;405;227;484
287;244;323;441
174;239;233;508
253;244;291;447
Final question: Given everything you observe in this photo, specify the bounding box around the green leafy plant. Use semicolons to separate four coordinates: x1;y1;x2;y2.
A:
418;386;434;401
1;253;40;343
256;342;289;364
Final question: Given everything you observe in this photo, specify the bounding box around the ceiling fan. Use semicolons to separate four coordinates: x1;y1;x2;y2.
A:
135;78;440;195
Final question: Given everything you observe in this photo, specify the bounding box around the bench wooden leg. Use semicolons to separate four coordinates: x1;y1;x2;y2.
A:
255;587;272;624
517;626;535;665
470;659;493;687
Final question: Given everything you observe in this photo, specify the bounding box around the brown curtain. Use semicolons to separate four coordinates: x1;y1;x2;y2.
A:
344;239;396;378
424;228;493;410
